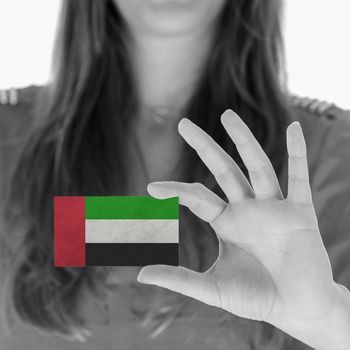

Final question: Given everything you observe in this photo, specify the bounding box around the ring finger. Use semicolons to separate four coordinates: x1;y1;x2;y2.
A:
178;118;253;202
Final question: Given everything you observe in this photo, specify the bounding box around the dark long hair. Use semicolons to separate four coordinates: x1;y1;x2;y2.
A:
2;0;294;347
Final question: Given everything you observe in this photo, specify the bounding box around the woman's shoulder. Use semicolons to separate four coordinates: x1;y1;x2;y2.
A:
291;95;350;122
291;95;350;167
0;85;42;109
292;95;350;137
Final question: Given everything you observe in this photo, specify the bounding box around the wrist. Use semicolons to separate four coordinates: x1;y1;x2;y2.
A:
318;282;350;350
275;282;350;350
306;282;350;350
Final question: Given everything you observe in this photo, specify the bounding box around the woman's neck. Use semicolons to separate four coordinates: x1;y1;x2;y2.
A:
128;26;217;122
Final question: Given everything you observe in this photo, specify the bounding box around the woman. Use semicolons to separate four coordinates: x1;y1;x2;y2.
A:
1;0;350;349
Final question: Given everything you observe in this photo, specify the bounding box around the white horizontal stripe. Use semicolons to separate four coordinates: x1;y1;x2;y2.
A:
85;219;178;243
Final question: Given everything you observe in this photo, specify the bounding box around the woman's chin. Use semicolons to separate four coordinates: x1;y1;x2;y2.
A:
140;12;206;37
114;0;225;38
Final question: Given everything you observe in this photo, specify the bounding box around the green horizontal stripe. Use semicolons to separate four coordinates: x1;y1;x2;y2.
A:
85;196;179;219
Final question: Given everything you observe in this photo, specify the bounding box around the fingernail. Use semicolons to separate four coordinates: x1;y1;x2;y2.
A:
224;109;235;115
178;117;190;126
147;183;162;193
178;118;193;134
221;109;237;122
137;273;145;283
148;182;163;186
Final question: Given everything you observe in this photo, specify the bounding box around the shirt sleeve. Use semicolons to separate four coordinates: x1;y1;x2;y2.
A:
310;117;350;289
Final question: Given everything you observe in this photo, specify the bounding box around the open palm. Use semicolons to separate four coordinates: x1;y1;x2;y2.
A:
137;109;342;343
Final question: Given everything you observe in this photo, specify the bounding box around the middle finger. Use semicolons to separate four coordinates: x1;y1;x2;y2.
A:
220;110;283;200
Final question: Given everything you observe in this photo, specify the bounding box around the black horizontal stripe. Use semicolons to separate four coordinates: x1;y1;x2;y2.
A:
85;243;179;266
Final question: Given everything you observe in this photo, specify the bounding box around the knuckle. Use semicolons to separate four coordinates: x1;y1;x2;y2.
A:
248;162;269;175
214;164;234;180
288;173;309;182
191;182;208;198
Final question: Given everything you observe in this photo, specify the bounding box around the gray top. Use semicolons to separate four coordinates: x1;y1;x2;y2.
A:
0;86;350;350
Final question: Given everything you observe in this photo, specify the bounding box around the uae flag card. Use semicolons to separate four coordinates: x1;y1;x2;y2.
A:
54;196;179;267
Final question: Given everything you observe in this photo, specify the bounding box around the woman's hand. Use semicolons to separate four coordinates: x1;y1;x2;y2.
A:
137;109;350;350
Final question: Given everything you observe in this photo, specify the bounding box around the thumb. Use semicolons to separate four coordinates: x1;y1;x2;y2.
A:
137;265;220;308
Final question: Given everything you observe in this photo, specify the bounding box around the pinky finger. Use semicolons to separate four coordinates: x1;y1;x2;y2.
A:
286;122;313;205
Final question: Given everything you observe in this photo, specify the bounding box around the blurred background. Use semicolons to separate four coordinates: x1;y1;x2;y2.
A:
0;0;349;108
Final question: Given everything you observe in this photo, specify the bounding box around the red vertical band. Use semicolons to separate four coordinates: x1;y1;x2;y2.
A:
54;196;85;267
